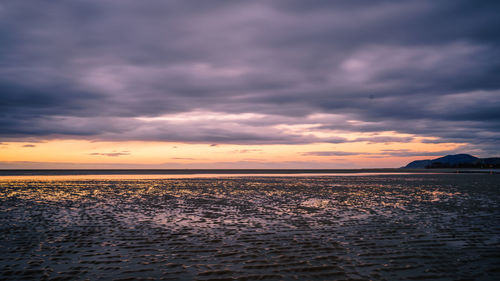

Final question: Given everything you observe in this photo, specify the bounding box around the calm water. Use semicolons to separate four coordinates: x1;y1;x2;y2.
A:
1;174;499;280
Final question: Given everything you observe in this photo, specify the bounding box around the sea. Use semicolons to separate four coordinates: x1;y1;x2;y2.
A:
0;170;499;280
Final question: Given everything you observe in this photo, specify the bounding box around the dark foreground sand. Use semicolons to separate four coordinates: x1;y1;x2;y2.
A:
1;174;499;280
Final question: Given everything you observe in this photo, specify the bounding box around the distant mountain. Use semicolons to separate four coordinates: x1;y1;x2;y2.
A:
404;154;500;169
404;159;433;169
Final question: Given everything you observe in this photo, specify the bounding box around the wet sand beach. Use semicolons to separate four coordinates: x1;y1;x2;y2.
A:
1;174;499;280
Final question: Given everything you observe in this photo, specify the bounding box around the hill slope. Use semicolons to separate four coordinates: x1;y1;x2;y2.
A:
404;154;500;168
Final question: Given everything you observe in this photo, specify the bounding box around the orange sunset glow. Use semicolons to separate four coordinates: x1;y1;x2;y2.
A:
1;136;463;169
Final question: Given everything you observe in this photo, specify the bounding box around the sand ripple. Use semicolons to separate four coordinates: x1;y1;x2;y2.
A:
1;174;499;280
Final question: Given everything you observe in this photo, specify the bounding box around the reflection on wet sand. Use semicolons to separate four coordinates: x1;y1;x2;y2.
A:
0;172;444;181
1;174;499;280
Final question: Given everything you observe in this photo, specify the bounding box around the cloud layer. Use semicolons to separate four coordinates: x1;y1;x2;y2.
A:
1;0;499;155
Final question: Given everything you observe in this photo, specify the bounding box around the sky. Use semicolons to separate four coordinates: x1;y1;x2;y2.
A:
1;0;499;169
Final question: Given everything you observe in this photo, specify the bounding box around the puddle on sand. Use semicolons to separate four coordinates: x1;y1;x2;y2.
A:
0;174;499;280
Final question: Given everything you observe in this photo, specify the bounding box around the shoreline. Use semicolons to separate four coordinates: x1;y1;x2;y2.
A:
0;168;499;176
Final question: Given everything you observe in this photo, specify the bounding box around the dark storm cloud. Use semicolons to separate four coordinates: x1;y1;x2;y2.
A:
1;0;499;152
